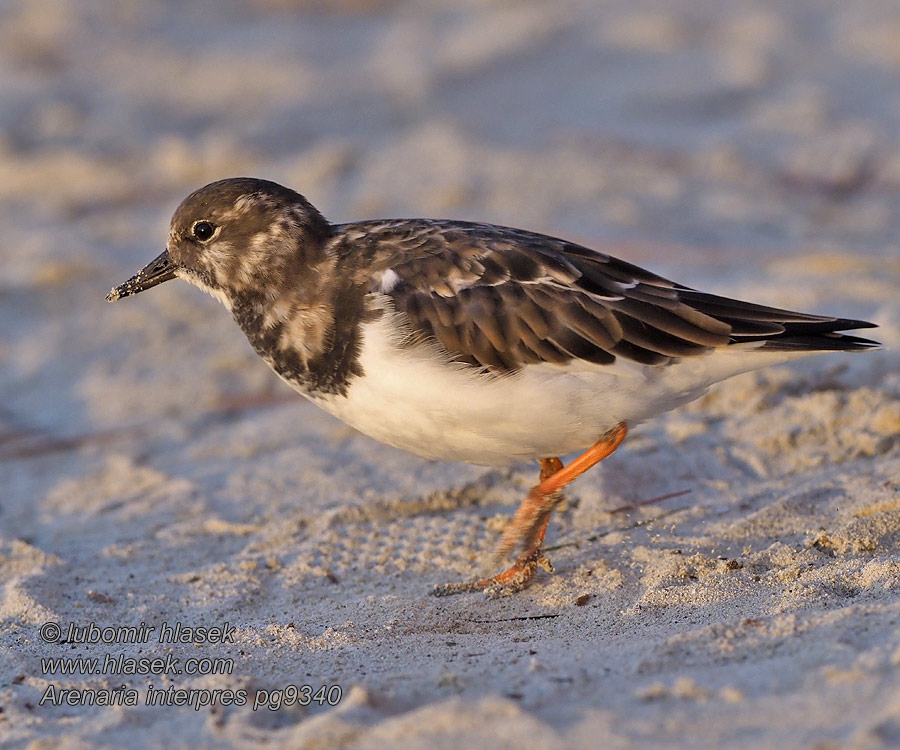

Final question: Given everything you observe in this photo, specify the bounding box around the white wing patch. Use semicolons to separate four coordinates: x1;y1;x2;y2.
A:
379;268;401;294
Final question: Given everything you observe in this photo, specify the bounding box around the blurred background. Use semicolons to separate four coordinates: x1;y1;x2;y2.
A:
2;0;898;440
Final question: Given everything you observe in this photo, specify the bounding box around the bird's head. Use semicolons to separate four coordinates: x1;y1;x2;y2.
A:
106;178;331;308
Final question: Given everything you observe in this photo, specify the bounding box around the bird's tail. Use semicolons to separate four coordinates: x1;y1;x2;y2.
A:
676;290;882;352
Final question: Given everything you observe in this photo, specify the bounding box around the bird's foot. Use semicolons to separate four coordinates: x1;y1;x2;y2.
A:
431;545;554;599
429;424;627;599
432;457;563;598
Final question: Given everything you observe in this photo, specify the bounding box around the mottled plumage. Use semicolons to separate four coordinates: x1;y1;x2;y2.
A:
331;218;876;373
107;178;881;596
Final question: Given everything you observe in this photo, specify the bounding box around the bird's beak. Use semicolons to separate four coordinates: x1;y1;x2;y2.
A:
106;250;178;302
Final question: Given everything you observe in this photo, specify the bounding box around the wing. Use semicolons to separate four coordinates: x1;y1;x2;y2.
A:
336;220;878;372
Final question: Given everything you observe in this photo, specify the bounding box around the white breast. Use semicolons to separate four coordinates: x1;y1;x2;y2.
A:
302;315;806;467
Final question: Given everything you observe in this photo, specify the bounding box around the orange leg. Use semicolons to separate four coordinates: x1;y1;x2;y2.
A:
432;422;627;597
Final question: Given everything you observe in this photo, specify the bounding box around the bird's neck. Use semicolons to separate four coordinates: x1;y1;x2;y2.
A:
227;269;368;398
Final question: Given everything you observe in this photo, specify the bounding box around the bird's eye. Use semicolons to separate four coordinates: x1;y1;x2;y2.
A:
192;221;216;242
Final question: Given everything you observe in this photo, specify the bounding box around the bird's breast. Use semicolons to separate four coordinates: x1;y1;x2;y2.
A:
302;316;629;466
232;293;363;397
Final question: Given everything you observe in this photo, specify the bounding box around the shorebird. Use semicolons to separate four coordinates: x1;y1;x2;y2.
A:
107;178;880;596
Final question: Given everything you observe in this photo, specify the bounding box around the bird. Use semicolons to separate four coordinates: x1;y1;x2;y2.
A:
106;177;881;597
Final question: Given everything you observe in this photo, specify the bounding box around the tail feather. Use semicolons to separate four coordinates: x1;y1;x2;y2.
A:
675;289;881;353
754;330;881;352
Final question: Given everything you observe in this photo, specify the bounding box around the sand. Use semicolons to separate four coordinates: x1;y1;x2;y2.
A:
2;1;900;747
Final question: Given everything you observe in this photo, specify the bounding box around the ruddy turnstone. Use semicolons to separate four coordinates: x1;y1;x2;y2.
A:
107;178;881;597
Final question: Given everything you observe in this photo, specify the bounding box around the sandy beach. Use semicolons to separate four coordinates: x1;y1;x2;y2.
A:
2;1;900;747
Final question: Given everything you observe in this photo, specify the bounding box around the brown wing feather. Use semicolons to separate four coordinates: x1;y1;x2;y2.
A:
336;219;879;372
